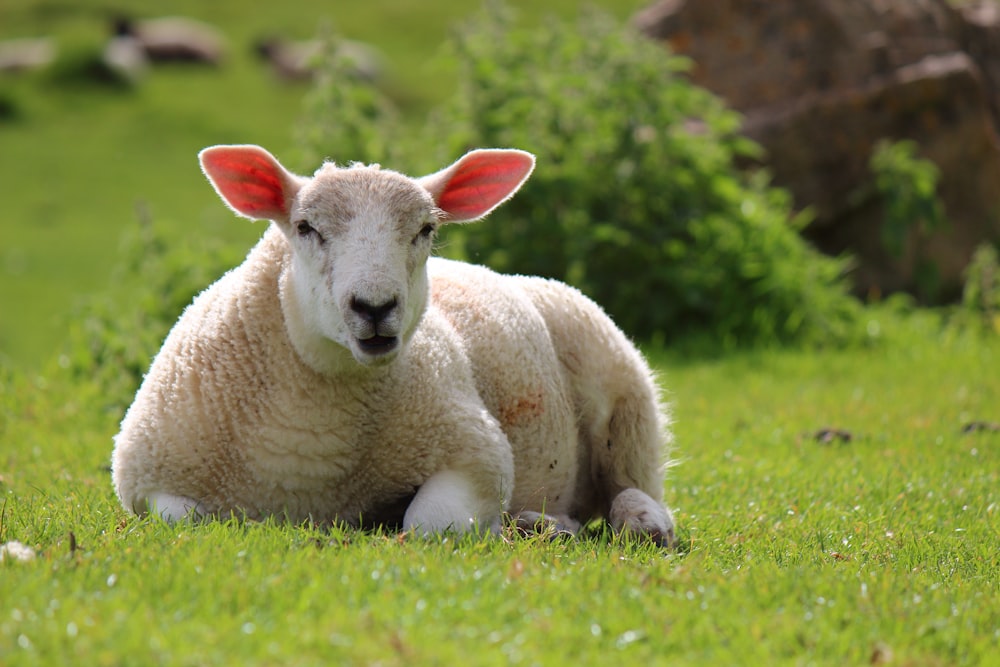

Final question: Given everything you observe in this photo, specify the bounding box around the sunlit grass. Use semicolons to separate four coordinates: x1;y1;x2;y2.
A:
2;317;997;665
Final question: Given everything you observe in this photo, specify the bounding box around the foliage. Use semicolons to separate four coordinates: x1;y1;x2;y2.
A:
300;3;860;346
869;139;948;301
0;89;21;121
296;30;405;169
870;139;946;259
949;241;1000;335
44;43;139;91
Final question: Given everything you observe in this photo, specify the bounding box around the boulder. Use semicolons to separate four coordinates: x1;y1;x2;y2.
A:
956;0;1000;126
635;0;1000;301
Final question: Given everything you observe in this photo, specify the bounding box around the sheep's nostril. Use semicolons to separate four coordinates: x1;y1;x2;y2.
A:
350;296;398;325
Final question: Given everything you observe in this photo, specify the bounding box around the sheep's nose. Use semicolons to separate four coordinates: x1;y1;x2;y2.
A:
350;295;398;325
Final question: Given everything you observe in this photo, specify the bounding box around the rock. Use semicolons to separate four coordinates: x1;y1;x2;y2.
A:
635;0;1000;301
956;1;1000;127
743;52;1000;297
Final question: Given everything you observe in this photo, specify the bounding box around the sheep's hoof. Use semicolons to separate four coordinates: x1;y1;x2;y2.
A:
609;488;676;549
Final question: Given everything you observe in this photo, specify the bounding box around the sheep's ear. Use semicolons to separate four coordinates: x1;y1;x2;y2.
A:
199;145;302;222
418;149;535;223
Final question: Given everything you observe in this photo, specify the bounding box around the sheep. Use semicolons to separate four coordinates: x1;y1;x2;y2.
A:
0;37;56;73
254;37;383;82
101;35;148;84
111;144;676;546
112;16;225;65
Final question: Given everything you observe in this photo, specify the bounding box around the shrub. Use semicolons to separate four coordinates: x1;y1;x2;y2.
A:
296;32;404;169
300;3;862;346
870;139;946;257
954;242;1000;335
46;43;139;91
436;5;860;344
869;139;947;302
0;89;21;122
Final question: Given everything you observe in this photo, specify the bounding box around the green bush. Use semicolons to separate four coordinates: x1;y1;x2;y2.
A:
869;139;947;302
296;32;405;169
46;43;139;91
953;242;1000;336
437;5;860;344
301;4;860;346
0;89;21;121
870;139;946;257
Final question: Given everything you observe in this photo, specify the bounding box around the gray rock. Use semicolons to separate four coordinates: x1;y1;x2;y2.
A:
635;0;1000;300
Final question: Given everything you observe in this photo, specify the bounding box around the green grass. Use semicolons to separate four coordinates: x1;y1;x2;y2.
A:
2;315;997;665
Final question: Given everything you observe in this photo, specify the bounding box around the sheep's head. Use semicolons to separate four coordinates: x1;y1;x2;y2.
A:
198;144;534;371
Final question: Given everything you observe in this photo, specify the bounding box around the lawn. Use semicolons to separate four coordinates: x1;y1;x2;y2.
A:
0;314;1000;665
1;314;997;665
1;1;998;665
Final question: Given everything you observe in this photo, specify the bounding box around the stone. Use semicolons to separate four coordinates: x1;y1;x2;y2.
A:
634;0;1000;300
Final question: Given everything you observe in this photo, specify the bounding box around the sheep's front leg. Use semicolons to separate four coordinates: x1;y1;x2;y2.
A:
403;470;502;535
609;488;676;548
147;492;205;523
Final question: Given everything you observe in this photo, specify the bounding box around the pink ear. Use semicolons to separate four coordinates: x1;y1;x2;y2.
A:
199;145;300;221
419;149;535;222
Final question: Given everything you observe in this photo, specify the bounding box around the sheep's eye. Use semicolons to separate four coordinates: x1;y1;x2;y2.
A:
414;223;436;244
296;221;319;240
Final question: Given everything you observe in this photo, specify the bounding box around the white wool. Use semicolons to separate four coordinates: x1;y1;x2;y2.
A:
111;145;676;544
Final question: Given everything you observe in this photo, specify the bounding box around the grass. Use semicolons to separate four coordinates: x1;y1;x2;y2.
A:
1;313;997;665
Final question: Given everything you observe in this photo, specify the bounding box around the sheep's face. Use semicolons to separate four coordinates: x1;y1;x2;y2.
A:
199;144;534;373
285;165;438;366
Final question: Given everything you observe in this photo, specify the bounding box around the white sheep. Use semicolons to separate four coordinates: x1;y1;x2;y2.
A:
112;16;225;65
0;37;56;74
111;145;676;545
254;37;383;82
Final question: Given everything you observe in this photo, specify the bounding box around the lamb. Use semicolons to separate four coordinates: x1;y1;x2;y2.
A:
111;144;676;545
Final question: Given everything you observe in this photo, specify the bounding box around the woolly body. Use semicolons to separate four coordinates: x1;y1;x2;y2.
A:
112;146;674;541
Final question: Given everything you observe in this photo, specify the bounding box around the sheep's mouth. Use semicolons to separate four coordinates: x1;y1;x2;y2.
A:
356;335;399;356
